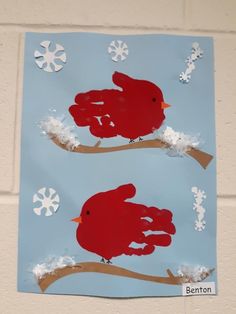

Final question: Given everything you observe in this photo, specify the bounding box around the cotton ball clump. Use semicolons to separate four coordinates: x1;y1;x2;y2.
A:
158;126;200;157
178;265;212;283
39;116;80;150
33;255;76;279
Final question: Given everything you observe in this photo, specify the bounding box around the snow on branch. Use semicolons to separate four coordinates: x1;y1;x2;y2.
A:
33;255;76;280
178;265;213;283
39;116;80;150
157;126;200;157
39;116;213;169
34;260;215;293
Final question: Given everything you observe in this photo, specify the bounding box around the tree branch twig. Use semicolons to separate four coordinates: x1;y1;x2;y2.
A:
37;262;214;293
51;136;213;169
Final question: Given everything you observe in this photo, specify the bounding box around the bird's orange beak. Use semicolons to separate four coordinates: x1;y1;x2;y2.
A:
71;216;82;224
161;102;171;109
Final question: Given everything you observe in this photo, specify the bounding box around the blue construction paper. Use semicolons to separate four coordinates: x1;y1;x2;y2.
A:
18;32;216;297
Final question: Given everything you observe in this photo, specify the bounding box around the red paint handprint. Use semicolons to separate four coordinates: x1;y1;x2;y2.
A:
72;184;176;263
69;72;170;141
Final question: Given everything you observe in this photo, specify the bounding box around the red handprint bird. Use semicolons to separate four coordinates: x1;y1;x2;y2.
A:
72;184;176;263
69;72;170;142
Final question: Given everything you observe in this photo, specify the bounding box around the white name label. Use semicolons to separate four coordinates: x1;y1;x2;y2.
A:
182;282;216;296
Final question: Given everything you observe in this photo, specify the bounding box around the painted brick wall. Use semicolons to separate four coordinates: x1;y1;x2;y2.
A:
0;0;236;313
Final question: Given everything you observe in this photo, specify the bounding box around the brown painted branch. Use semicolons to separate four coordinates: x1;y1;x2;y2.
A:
51;136;213;169
186;147;213;169
37;262;214;293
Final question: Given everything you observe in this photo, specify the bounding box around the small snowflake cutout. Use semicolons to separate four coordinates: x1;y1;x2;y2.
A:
108;40;129;62
34;41;67;72
179;42;203;83
191;186;207;232
192;42;203;59
33;187;60;216
179;72;191;83
195;220;206;231
185;57;196;71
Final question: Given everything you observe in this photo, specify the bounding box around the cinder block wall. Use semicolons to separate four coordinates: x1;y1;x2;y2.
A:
0;1;235;313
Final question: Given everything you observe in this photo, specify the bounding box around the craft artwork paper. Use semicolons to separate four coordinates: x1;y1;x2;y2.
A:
18;32;217;297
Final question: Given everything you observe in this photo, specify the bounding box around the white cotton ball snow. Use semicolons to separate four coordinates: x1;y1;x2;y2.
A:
32;255;76;279
39;116;80;150
158;126;200;157
178;265;211;283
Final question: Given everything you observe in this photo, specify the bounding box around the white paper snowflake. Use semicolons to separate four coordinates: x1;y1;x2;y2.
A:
192;42;204;59
179;42;203;83
195;219;206;231
34;41;67;72
108;40;129;62
179;71;191;83
191;186;206;231
33;187;60;216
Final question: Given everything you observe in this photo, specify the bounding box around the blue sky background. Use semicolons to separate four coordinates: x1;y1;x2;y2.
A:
18;32;216;297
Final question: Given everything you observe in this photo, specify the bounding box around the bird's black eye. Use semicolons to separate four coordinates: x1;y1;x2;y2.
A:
152;97;156;102
86;210;90;215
